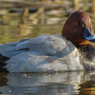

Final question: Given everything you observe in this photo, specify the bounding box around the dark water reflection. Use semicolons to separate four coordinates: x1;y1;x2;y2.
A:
0;71;95;94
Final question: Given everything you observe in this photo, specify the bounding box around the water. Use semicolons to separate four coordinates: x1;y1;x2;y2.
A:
1;1;95;94
0;24;63;44
0;71;95;94
0;23;95;94
0;19;95;95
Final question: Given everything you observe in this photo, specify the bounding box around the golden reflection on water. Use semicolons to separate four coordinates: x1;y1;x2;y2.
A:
78;81;95;95
0;23;63;44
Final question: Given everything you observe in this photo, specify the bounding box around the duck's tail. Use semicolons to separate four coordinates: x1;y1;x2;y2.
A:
0;54;9;72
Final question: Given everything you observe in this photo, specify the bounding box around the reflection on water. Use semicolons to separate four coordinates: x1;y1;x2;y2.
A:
0;71;95;94
0;24;63;44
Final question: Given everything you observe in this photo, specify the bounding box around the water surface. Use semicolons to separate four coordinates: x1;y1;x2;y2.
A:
0;24;63;44
0;71;95;95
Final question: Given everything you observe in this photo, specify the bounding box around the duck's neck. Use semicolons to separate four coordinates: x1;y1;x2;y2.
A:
72;39;91;48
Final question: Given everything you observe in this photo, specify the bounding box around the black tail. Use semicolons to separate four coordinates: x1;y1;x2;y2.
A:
0;54;9;72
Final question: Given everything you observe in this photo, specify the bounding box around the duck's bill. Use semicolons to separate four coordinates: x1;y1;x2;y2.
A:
86;36;95;42
82;25;95;42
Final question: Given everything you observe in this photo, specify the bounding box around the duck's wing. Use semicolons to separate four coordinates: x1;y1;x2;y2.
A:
0;39;29;58
0;35;82;72
0;39;30;72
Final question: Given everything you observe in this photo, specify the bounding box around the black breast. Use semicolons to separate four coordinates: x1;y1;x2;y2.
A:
78;44;95;69
78;44;95;60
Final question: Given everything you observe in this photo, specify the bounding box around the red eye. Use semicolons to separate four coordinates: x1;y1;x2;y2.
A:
74;21;78;25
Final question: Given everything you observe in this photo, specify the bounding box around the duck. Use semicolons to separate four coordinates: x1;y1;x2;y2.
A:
0;10;95;72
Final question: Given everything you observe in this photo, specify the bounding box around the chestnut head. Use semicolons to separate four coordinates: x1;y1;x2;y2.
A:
62;10;95;47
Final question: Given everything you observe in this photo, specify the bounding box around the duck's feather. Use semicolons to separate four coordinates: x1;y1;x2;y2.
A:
0;35;83;72
78;45;95;69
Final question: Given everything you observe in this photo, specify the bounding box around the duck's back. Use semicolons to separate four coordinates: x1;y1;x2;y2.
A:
0;35;83;72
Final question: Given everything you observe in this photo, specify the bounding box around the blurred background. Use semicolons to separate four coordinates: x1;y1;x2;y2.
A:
0;0;95;44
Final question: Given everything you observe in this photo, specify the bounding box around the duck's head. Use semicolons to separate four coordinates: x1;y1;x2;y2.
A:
62;10;95;48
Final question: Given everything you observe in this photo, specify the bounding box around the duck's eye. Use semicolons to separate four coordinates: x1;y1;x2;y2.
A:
74;21;78;25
